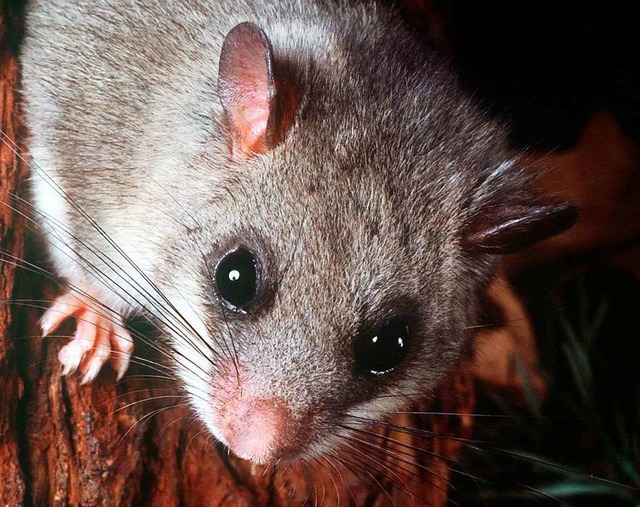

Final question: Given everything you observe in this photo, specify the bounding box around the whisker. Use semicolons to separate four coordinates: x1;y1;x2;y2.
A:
333;439;399;507
318;454;350;506
2;218;214;383
145;176;240;371
336;428;453;499
2;143;222;374
117;403;184;448
109;394;185;414
353;415;638;494
337;433;432;502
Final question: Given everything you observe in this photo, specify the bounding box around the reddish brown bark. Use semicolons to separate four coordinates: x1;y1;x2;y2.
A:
1;3;475;506
1;1;27;504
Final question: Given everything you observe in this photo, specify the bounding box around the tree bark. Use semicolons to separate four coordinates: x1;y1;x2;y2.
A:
1;0;27;504
0;2;476;505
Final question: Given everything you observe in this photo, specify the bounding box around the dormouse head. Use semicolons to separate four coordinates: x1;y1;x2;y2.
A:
164;21;577;464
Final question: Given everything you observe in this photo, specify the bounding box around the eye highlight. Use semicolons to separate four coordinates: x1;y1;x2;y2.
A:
354;319;409;375
214;248;259;312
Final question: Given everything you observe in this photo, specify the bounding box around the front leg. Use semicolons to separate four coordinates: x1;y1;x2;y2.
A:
41;291;134;383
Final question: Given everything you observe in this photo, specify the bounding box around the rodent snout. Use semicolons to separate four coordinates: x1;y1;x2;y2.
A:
221;397;298;463
213;364;311;464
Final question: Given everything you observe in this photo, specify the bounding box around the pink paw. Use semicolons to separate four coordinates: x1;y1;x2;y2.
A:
41;291;133;383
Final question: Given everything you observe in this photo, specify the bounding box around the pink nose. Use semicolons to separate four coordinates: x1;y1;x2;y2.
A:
222;398;296;464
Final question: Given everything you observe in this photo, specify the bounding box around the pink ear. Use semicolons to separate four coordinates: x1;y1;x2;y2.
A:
463;201;579;254
218;22;294;158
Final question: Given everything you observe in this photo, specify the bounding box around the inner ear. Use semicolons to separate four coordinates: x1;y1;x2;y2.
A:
218;22;296;158
463;200;579;255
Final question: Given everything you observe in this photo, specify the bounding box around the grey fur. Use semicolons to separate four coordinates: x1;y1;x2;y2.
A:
21;0;536;461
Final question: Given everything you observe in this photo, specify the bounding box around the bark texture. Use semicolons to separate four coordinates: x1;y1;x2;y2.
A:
0;2;475;505
1;0;27;503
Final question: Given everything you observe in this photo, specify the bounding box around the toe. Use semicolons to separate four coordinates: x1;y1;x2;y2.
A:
41;293;83;336
80;320;111;384
58;310;100;377
110;321;134;381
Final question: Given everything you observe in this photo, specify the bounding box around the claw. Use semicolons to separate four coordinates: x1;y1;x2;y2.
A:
110;320;133;380
42;291;134;383
41;292;83;337
80;318;110;384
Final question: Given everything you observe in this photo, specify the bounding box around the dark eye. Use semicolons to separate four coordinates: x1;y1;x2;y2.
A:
354;319;409;375
214;248;259;312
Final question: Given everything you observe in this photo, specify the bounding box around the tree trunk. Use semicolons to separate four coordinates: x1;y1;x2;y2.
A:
0;2;475;505
1;0;27;503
